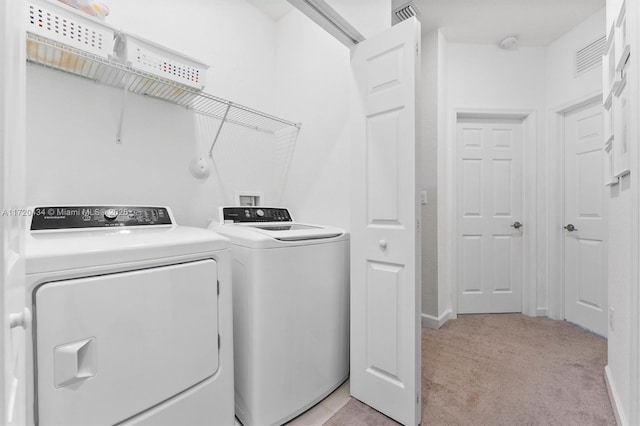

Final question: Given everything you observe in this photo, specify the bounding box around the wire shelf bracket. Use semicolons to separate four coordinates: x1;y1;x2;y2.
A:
116;74;133;144
208;103;232;158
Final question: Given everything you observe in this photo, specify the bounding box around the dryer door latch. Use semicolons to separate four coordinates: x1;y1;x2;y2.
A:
9;308;31;330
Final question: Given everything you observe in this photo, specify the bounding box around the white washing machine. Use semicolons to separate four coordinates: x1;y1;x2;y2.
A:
25;205;234;426
211;207;349;426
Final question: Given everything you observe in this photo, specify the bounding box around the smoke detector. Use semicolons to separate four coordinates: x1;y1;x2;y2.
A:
393;2;421;24
499;35;518;49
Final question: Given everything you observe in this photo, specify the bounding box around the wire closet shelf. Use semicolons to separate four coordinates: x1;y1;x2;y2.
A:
26;33;301;136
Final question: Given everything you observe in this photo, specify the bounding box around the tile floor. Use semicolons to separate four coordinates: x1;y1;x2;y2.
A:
234;379;350;426
285;379;350;426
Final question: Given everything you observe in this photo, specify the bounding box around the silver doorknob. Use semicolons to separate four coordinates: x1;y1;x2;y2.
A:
564;224;577;232
379;240;387;249
511;221;523;229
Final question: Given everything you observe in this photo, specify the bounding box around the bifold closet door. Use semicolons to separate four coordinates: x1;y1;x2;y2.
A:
350;16;421;426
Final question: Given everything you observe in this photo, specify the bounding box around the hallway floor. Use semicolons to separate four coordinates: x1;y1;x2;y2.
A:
322;314;615;426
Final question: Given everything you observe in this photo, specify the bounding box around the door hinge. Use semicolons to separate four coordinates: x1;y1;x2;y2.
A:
415;42;419;57
218;334;221;349
217;280;220;295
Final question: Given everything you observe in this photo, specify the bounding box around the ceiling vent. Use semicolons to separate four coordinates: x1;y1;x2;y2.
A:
393;2;420;24
576;36;605;75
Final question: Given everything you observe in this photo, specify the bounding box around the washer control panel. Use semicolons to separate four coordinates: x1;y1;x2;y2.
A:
30;206;172;230
222;207;292;223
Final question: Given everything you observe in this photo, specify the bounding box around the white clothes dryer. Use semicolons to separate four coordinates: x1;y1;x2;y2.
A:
25;206;234;426
211;207;349;426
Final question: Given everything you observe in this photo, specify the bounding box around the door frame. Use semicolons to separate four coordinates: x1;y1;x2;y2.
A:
1;0;27;423
546;92;602;321
444;108;538;318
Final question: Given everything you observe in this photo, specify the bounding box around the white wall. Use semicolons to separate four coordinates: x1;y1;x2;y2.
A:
421;29;449;324
446;44;547;109
421;30;438;319
546;9;605;108
603;0;639;422
274;9;352;229
26;1;280;228
436;31;449;320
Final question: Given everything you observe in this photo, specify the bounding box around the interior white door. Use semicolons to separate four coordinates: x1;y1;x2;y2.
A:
1;1;27;424
350;17;421;426
457;118;523;314
563;103;607;336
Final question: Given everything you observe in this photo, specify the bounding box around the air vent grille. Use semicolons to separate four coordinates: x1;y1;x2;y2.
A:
393;2;420;24
576;36;605;75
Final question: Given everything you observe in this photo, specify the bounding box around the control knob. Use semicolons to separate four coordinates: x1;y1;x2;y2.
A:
104;208;119;220
256;209;265;217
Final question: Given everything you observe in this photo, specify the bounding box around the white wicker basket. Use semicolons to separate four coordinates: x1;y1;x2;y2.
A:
26;0;116;59
119;33;209;90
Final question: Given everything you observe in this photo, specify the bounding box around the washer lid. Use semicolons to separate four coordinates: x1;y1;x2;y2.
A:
238;223;343;241
212;222;347;248
26;226;229;274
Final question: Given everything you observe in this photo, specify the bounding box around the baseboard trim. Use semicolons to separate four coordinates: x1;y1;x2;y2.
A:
421;309;451;329
536;308;548;317
605;365;627;426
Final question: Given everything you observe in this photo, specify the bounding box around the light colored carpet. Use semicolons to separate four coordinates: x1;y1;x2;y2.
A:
325;314;615;426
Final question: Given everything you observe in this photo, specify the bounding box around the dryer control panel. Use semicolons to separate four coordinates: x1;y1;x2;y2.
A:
222;207;292;223
30;206;173;230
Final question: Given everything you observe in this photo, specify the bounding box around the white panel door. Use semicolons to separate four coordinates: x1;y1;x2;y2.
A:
457;118;523;314
350;17;421;426
564;103;607;336
1;1;27;425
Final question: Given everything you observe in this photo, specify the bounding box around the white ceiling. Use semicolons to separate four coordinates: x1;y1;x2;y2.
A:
247;0;606;46
245;0;293;21
398;0;605;46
